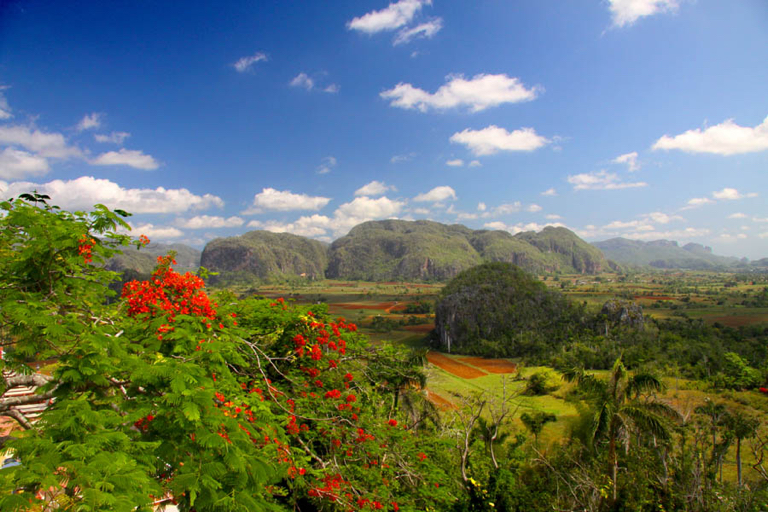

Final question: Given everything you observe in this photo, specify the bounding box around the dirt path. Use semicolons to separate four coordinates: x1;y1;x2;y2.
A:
426;351;487;379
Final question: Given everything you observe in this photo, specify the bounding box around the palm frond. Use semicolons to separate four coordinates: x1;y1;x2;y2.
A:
626;373;665;397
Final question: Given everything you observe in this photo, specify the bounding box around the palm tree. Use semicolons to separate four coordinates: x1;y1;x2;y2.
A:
723;411;760;487
563;357;680;503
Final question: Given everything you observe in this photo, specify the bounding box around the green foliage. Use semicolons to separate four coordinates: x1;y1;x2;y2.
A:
523;371;560;396
711;352;762;390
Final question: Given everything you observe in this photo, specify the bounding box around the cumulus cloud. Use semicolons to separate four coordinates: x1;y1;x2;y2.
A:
382;74;538;113
354;180;396;197
642;211;683;224
413;185;456;202
451;125;549;155
323;84;340;94
617;227;710;241
0;88;12;119
607;0;679;28
390;152;416;163
0;147;50;180
485;221;566;235
290;73;315;91
91;148;159;170
233;52;267;73
468;160;481;167
683;197;715;209
652;116;768;155
477;202;486;212
568;170;647;190
494;202;521;214
317;156;337;175
177;215;244;229
393;18;443;45
0;176;224;213
712;188;758;200
127;223;183;240
728;213;747;219
527;204;542;213
94;131;130;144
545;214;562;220
243;187;331;214
248;215;333;238
603;220;654;231
612;151;640;172
446;159;464;167
718;232;748;242
76;113;102;131
541;188;557;196
347;0;429;34
0;124;82;159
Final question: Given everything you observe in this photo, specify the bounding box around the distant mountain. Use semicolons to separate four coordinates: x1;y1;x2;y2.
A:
106;243;201;274
200;231;328;284
198;220;611;284
325;220;610;281
592;238;740;269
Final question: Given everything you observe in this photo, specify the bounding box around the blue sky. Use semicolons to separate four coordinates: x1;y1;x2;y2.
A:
0;0;766;258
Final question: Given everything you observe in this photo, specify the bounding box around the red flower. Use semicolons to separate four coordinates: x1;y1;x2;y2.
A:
387;419;397;427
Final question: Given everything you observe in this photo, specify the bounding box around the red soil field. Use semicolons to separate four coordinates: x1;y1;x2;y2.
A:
388;304;407;312
707;315;768;327
425;389;456;410
456;356;517;374
426;351;487;379
404;324;434;333
332;302;394;310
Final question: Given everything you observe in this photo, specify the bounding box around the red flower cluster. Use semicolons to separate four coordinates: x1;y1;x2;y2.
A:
78;234;95;265
122;255;218;333
760;387;768;394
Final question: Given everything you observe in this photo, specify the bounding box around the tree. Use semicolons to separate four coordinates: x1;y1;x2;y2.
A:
563;357;680;504
0;197;455;511
520;411;556;446
723;411;760;487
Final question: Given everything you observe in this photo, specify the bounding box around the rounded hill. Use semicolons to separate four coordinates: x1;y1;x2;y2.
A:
434;262;586;358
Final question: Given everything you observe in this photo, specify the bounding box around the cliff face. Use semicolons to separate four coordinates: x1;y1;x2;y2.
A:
200;231;328;283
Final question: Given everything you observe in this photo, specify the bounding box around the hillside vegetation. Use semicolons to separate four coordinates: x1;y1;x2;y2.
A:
594;237;741;269
434;262;588;357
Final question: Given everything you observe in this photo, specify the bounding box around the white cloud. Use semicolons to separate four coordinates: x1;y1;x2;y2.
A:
0;124;81;158
446;159;464;167
728;213;747;219
485;221;566;235
604;220;654;231
642;211;683;224
248;214;333;238
393;18;443;45
94;131;130;144
244;187;331;214
91;148;159;170
527;204;542;213
76;113;102;131
0;147;50;180
545;214;562;220
718;233;748;242
347;0;428;34
612;151;640;172
620;227;710;241
290;73;315;91
413;185;456;202
682;197;714;209
127;223;184;240
712;187;758;200
451;125;549;155
354;180;396;197
759;232;768;239
317;156;337;175
0;176;223;213
323;84;340;94
607;0;679;28
332;196;405;235
390;152;416;163
494;202;521;214
233;52;267;73
0;88;12;119
477;202;486;212
178;215;244;229
541;188;557;196
468;160;481;167
567;170;647;190
382;74;538;113
754;217;768;223
652;116;768;156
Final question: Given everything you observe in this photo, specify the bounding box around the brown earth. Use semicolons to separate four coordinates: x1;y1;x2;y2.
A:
456;356;517;374
404;324;435;333
332;302;394;310
425;389;456;410
426;351;487;379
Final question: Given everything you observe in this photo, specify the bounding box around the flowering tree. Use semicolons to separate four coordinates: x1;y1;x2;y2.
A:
0;196;456;511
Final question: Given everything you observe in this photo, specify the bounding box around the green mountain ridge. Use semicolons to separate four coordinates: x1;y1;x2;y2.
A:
201;219;612;283
592;237;744;270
